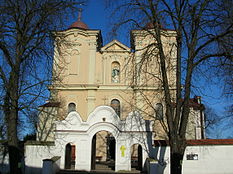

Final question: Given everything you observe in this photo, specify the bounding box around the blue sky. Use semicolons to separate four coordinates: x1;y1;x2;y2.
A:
69;1;110;44
66;0;232;138
68;0;130;46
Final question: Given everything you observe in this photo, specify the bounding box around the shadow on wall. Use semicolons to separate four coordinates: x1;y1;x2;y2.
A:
25;166;42;174
0;143;25;174
26;162;60;174
0;145;9;174
0;163;9;174
25;156;61;174
145;120;167;174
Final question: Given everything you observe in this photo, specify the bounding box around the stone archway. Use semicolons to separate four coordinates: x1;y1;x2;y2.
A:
91;130;116;171
55;106;153;172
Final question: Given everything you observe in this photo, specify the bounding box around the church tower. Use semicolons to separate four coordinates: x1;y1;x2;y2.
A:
52;9;103;120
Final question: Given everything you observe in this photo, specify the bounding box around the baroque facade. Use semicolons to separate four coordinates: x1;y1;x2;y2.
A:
25;15;205;173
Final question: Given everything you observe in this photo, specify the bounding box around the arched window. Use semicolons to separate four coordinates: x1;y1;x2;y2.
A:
68;103;76;113
155;103;163;120
111;62;120;83
111;99;120;117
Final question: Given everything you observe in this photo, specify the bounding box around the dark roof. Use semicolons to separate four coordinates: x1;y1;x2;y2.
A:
24;141;55;146
145;22;174;31
154;139;233;146
40;102;60;107
171;97;205;110
189;98;205;110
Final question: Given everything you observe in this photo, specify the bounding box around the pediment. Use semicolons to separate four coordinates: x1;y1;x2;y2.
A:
101;40;130;52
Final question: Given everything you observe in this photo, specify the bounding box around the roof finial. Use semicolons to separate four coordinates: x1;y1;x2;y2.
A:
78;8;82;21
69;6;88;29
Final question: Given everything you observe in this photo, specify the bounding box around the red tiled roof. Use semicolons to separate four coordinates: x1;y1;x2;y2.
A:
154;139;233;146
187;139;233;145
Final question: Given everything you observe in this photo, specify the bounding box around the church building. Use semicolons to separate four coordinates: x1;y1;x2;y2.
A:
25;12;205;174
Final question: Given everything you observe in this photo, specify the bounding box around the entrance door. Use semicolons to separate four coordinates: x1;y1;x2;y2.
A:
91;134;97;170
91;131;116;171
138;145;142;170
65;143;72;169
71;145;76;169
107;136;115;161
131;144;143;171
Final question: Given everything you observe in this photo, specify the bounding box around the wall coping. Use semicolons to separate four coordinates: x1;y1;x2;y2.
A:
154;139;233;146
25;141;55;146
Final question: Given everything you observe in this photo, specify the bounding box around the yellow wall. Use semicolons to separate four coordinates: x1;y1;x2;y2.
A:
37;26;204;142
48;27;178;140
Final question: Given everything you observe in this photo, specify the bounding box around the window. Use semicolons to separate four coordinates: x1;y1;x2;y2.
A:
111;99;120;117
111;62;120;83
155;103;163;120
68;103;76;113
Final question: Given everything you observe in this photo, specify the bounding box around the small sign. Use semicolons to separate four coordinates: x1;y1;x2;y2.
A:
187;154;198;160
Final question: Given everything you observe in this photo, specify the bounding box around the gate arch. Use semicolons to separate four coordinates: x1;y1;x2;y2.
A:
87;122;120;140
88;122;119;171
91;130;116;170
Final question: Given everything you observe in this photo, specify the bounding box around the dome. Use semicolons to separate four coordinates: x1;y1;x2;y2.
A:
69;20;89;29
145;22;154;29
145;22;162;29
144;22;174;31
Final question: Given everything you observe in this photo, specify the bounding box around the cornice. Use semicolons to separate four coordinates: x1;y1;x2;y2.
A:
49;84;176;91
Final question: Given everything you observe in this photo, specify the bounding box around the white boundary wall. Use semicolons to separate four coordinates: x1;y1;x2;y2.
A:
25;143;58;174
154;143;233;174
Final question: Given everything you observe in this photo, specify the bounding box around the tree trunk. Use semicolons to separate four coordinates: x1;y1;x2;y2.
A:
4;70;22;174
170;138;186;174
170;151;184;174
8;145;22;174
5;104;22;174
5;103;21;174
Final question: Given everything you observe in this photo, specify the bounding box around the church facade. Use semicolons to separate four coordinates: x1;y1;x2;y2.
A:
25;16;205;173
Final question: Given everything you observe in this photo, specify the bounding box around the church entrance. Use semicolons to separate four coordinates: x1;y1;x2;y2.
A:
65;143;76;169
91;131;115;171
131;144;143;171
65;143;71;169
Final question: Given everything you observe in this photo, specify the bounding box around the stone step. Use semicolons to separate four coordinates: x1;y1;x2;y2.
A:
57;162;145;174
95;164;112;170
57;169;146;174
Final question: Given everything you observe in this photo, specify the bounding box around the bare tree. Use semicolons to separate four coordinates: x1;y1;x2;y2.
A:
107;0;233;173
211;0;233;129
217;0;233;115
0;0;85;173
